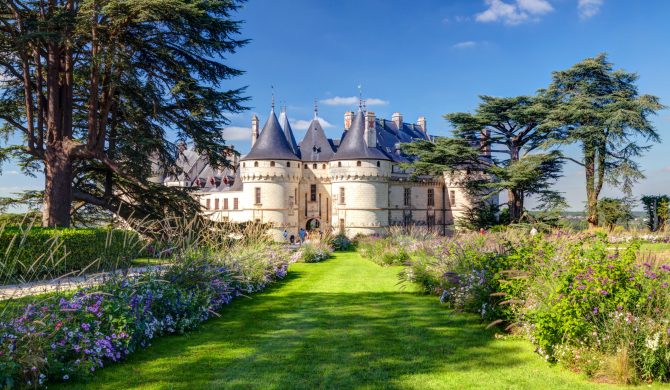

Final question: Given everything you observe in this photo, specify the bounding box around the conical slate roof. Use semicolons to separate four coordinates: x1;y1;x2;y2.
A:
242;109;300;161
299;118;335;161
279;110;300;157
331;110;389;161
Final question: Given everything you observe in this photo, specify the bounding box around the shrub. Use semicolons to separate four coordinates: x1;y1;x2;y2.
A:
0;227;144;283
298;242;332;263
387;228;670;383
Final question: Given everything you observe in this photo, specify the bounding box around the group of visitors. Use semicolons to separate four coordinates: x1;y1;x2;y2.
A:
283;228;323;245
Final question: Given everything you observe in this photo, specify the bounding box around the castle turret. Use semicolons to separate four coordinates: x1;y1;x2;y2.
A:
241;107;301;240
330;110;390;237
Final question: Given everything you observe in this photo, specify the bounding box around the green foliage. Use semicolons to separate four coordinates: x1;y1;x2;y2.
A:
598;197;635;231
641;195;669;232
0;227;143;283
357;237;411;266
543;53;665;227
457;202;500;230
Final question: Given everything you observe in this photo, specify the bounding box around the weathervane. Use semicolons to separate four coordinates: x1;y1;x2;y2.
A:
314;97;318;118
357;84;363;110
271;85;275;111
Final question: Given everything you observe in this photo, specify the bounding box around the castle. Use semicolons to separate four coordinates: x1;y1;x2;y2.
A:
159;104;487;240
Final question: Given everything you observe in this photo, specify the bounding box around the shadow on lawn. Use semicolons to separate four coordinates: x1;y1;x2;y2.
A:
63;269;530;390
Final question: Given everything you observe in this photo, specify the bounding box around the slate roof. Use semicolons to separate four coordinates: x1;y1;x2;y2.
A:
279;110;300;158
242;109;300;161
299;118;336;161
331;110;390;161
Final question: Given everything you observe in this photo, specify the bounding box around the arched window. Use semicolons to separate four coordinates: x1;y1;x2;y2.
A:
376;161;381;167
357;161;362;167
304;164;308;169
254;161;258;167
270;161;275;167
312;163;317;169
322;164;326;169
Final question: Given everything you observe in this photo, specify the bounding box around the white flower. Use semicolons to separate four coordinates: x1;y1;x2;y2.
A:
645;332;661;351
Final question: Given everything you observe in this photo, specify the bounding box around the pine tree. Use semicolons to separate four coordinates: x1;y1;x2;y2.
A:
0;0;248;228
543;54;664;229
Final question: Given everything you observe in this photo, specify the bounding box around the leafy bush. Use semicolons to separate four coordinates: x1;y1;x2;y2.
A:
383;228;670;384
0;227;144;283
324;233;354;251
298;242;332;263
0;243;290;388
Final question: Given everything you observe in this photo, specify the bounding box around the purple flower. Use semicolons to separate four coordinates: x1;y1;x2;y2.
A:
81;323;90;332
592;307;599;315
600;290;608;295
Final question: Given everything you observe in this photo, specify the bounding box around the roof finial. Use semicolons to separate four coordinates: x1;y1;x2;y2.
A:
313;97;318;118
271;85;275;112
357;84;363;111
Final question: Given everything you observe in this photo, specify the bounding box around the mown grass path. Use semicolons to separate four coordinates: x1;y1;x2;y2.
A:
60;251;630;389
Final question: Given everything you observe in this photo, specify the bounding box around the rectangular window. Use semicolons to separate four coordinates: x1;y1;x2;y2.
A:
319;193;322;217
403;213;412;226
310;184;317;202
339;187;345;205
214;198;220;210
427;189;434;207
288;196;295;208
304;194;307;216
339;218;345;234
404;188;411;207
427;215;435;228
450;190;456;207
233;198;239;210
206;199;211;210
224;198;229;210
255;187;261;205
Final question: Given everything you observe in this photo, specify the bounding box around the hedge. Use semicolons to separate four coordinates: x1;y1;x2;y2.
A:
0;228;144;283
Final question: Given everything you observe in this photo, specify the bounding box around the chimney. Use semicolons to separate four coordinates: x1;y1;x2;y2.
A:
344;111;354;131
480;129;491;157
365;111;376;147
251;115;259;146
417;116;427;133
392;112;403;129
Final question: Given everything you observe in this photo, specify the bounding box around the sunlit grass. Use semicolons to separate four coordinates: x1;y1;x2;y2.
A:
52;251;655;389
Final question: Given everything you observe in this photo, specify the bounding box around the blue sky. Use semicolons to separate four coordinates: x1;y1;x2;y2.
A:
2;0;669;211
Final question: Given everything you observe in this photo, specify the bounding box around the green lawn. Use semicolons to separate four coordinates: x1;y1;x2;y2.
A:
58;252;647;389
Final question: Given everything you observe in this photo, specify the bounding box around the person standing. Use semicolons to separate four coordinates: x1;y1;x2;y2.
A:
299;228;306;245
283;229;289;242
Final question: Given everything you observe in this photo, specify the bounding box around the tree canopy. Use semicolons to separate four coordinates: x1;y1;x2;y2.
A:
0;0;248;229
542;53;664;228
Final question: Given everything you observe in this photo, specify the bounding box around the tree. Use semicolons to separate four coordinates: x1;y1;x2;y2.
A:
0;0;248;228
597;197;634;231
404;95;564;224
641;195;669;232
543;53;664;229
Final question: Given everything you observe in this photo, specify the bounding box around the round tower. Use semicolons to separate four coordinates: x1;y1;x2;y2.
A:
240;107;301;240
330;109;391;237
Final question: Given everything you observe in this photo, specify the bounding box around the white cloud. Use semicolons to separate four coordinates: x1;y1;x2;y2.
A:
452;41;478;49
577;0;603;19
475;0;552;25
222;126;251;141
291;118;335;131
320;96;389;106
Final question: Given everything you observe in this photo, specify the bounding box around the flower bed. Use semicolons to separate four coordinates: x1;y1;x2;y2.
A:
365;229;670;384
0;245;290;388
297;242;332;263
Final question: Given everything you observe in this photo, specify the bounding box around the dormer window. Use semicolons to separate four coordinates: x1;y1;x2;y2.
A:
376;161;381;167
270;161;275;167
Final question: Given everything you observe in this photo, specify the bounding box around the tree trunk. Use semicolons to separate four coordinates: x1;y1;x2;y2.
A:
42;143;73;227
584;144;598;229
508;189;524;223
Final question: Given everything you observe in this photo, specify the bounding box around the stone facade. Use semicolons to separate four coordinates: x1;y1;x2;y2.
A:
157;105;495;240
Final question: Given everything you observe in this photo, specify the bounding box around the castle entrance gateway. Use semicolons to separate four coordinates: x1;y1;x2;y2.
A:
306;218;321;231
